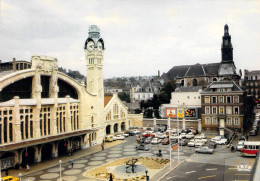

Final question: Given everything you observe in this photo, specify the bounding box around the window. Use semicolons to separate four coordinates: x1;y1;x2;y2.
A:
205;96;210;103
227;117;232;125
219;107;224;114
226;106;232;114
205;117;211;125
219;96;224;103
234;107;239;114
234;96;239;103
212;107;217;114
212;96;217;103
187;96;190;99
205;107;210;114
234;118;240;125
212;117;218;125
227;96;231;103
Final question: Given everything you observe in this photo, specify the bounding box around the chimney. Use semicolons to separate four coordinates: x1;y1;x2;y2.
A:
13;58;16;62
158;70;160;78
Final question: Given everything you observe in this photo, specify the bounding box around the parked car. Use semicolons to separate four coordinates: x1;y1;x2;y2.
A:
144;137;153;144
240;135;247;141
105;135;114;142
151;138;162;144
162;138;170;145
143;132;155;138
136;144;150;151
200;133;206;139
1;176;19;181
195;140;205;147
171;138;179;144
156;132;166;139
132;129;140;134
119;132;129;137
171;134;179;140
211;136;222;142
113;135;118;141
186;133;194;139
209;141;217;149
237;140;244;151
214;138;227;145
195;136;207;143
195;146;214;154
179;133;187;139
115;135;125;140
179;139;189;146
187;139;196;147
146;127;152;131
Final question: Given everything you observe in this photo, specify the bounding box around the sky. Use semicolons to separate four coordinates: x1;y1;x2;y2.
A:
0;0;260;78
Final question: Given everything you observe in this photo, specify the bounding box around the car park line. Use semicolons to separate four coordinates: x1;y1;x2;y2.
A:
198;175;216;179
185;171;196;174
206;168;217;171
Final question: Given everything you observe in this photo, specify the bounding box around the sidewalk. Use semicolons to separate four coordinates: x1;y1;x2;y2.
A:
4;140;125;178
151;159;186;181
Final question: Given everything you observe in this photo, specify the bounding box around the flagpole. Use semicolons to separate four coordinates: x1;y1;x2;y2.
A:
168;117;171;168
177;111;180;163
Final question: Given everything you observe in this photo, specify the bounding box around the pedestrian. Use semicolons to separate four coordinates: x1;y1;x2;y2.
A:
71;159;74;168
26;163;30;171
101;142;104;150
5;167;8;176
109;173;113;181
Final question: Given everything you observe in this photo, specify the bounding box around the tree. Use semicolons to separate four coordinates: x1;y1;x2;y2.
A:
118;92;130;103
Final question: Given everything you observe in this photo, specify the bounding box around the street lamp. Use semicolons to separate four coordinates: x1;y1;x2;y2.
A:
19;173;22;181
59;160;62;181
145;170;149;181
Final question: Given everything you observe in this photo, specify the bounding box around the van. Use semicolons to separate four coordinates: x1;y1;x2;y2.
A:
105;135;114;142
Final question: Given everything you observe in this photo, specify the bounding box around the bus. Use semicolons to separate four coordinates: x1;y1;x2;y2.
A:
241;141;260;157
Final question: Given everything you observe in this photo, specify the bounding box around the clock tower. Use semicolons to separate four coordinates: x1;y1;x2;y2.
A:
84;25;105;97
221;24;233;63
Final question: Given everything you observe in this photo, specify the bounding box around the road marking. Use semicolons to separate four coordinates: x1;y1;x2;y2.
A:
235;174;251;176
198;175;216;179
185;171;196;174
206;168;217;171
228;167;238;170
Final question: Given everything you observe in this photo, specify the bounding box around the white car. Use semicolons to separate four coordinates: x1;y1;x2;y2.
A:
113;136;118;141
156;133;167;139
132;129;140;134
195;136;207;143
211;136;222;142
171;134;179;140
214;138;227;145
237;141;244;151
179;133;187;139
188;139;196;147
186;133;194;139
151;138;162;144
200;133;206;139
119;132;129;137
195;140;205;148
115;135;125;140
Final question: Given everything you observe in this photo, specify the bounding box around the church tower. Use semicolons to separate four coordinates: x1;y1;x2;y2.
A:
221;24;233;63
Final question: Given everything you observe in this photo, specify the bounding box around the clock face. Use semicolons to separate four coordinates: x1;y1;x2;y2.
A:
87;41;94;51
97;41;103;51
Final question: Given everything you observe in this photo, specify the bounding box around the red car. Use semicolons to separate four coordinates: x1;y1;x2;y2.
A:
143;133;155;138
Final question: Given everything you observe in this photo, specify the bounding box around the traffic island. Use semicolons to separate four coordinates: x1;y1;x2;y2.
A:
83;157;171;180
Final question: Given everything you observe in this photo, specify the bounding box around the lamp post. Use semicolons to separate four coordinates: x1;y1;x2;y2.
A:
145;170;149;181
168;117;172;167
0;159;1;181
59;160;62;181
19;173;22;181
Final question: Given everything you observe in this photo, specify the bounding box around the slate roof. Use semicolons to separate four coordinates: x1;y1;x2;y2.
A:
202;81;243;92
162;63;222;80
175;86;202;92
245;70;260;76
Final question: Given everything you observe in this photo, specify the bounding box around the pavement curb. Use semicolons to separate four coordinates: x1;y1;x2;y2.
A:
151;159;186;181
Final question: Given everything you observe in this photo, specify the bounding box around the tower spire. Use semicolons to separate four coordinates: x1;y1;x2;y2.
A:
221;24;233;63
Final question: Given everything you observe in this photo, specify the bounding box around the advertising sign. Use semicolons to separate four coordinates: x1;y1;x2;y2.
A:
185;109;197;118
177;108;184;118
165;108;177;118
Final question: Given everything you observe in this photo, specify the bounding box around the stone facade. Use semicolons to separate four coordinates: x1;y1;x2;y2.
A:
244;69;260;101
0;25;105;168
201;81;245;136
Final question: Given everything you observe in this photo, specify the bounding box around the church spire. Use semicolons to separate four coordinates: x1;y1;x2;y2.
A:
221;24;233;63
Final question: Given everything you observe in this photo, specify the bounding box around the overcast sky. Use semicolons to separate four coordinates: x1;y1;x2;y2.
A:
0;0;260;78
